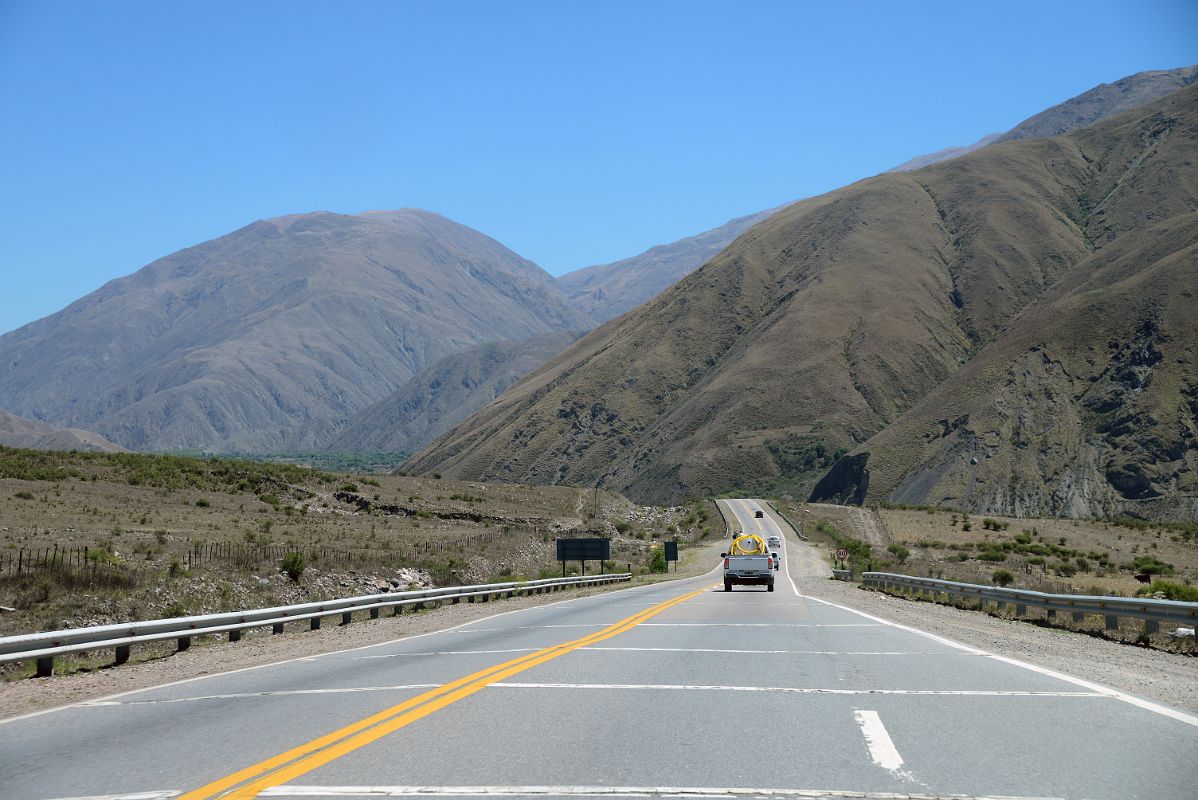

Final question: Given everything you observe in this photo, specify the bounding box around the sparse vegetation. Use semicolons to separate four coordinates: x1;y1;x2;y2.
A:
281;551;307;582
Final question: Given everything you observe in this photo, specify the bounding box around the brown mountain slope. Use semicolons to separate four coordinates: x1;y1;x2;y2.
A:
0;210;587;452
0;410;125;452
324;331;582;455
823;213;1198;519
409;84;1198;509
888;65;1197;172
556;207;784;323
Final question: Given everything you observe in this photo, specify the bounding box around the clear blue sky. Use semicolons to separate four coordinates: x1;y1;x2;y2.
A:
1;0;1194;334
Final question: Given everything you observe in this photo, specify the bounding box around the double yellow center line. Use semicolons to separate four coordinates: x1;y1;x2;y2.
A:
181;584;709;799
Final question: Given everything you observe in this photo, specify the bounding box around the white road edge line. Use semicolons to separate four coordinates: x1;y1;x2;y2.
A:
260;786;1067;799
582;647;974;655
38;793;180;800
794;591;1198;728
853;709;904;772
757;498;1198;730
79;685;442;707
0;568;716;727
491;682;1103;697
75;682;1107;706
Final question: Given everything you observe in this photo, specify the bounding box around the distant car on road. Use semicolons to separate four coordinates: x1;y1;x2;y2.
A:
754;509;764;518
767;535;781;548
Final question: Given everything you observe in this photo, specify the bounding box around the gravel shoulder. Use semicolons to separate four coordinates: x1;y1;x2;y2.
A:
784;535;1198;714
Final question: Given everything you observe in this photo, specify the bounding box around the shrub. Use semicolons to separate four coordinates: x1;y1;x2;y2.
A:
1135;580;1198;602
163;601;189;618
281;551;307;582
13;490;34;500
991;569;1015;587
338;484;358;493
614;519;631;534
195;498;210;507
648;545;667;574
1124;556;1175;576
167;558;189;578
886;543;910;563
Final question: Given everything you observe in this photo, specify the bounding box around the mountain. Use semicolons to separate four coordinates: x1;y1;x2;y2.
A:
888;65;1197;172
560;67;1198;323
0;410;124;452
997;65;1198;142
555;207;783;323
409;83;1198;518
0;210;588;452
324;331;582;455
889;133;1003;172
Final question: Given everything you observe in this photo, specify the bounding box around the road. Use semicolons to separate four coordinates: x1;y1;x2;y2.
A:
1;498;1196;799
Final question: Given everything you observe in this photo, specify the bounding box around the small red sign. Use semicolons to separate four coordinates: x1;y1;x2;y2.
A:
835;547;849;561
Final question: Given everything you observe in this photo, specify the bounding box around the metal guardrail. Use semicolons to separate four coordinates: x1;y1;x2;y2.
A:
0;573;631;677
862;572;1198;634
765;501;808;541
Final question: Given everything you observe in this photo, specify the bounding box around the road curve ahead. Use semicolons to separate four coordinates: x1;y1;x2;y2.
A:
1;498;1196;799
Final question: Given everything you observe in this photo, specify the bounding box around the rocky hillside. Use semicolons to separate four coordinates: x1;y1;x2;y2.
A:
324;331;582;455
0;410;124;452
556;207;783;323
0;210;587;452
410;84;1198;518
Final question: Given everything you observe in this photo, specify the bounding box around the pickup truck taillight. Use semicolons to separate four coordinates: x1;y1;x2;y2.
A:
723;557;729;569
767;557;773;569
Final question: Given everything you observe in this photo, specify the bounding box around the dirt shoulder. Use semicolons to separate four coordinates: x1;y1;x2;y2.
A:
783;535;1198;714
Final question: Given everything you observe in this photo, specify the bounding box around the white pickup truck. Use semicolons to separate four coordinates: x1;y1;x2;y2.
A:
722;535;776;592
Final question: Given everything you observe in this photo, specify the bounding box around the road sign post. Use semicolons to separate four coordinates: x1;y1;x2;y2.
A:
556;538;611;579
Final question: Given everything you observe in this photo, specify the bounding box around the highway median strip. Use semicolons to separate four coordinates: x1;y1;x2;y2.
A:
178;584;711;800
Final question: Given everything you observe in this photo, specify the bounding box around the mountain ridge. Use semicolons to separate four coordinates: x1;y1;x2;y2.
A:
408;83;1198;518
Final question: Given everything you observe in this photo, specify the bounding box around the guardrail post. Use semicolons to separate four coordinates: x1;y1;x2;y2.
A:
1105;615;1119;631
1072;610;1084;623
1145;619;1159;634
370;607;380;619
35;656;53;677
467;594;475;603
310;617;321;631
114;645;130;666
229;629;241;643
177;636;191;652
273;623;285;634
393;604;404;615
1046;609;1056;621
1015;603;1027;617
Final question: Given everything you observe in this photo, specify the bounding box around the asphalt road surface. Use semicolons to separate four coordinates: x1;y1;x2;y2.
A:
2;499;1196;800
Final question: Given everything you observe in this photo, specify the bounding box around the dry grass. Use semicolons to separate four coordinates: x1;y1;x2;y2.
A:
0;448;718;648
